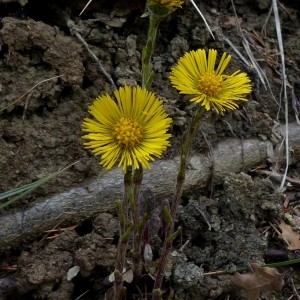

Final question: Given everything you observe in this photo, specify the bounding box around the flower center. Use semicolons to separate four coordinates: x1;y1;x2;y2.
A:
198;73;222;97
114;117;143;148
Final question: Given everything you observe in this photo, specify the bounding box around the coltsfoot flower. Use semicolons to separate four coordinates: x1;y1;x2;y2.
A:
82;85;172;171
169;49;252;114
148;0;184;11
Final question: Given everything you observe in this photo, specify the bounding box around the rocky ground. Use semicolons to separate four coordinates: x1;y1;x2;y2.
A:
1;0;300;299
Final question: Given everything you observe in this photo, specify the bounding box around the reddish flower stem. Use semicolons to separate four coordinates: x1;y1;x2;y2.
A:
114;166;133;299
152;107;204;299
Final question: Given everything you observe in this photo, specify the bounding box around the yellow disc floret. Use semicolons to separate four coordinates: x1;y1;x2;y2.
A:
198;73;222;98
114;117;143;148
148;0;184;10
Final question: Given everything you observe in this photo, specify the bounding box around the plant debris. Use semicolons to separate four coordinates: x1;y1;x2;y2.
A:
232;263;285;300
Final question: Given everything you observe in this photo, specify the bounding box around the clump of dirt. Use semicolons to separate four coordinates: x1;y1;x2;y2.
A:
0;174;286;299
1;213;117;299
1;0;300;299
0;15;93;198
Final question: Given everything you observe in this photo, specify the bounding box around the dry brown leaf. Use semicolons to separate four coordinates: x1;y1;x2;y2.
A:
232;263;285;300
278;220;300;250
221;15;243;27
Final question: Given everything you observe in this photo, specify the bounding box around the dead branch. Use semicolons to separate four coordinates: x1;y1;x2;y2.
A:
0;137;272;252
0;122;299;252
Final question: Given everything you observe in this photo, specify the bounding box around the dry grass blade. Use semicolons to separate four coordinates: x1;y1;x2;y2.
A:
0;75;62;113
189;0;215;39
79;0;93;16
230;0;269;91
0;160;79;211
229;0;281;112
272;0;289;192
230;0;290;193
291;85;300;125
223;36;252;67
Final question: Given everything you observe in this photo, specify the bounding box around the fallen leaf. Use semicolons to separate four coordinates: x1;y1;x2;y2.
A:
278;221;300;250
221;16;243;27
67;265;80;281
108;267;126;283
123;268;133;283
106;268;133;284
232;263;285;300
144;243;153;264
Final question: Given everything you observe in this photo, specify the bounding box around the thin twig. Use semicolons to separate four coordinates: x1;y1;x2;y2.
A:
261;4;273;37
255;169;300;189
291;85;300;125
74;289;90;300
67;19;117;90
22;92;32;120
35;220;64;248
0;75;62;112
291;277;300;300
201;129;215;198
192;203;212;231
179;239;190;252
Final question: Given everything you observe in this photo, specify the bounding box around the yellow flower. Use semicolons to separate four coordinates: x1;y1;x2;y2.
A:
148;0;184;11
82;85;172;171
169;49;252;114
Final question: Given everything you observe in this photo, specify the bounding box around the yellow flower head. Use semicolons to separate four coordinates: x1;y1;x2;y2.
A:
169;49;252;114
82;85;172;171
148;0;184;11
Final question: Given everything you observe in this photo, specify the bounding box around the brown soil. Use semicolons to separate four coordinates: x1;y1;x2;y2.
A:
1;0;300;299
